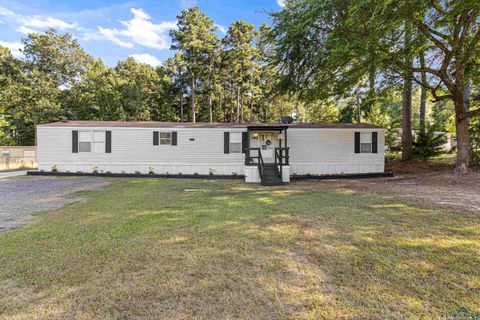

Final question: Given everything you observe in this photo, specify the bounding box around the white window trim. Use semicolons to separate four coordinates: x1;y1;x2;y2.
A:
229;132;242;153
159;132;172;145
78;130;106;153
360;132;372;154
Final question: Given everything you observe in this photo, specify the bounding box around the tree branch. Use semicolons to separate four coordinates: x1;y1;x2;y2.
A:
413;19;451;55
430;0;445;14
466;108;480;118
410;73;451;103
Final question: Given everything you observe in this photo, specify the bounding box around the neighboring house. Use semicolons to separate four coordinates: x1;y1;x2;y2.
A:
36;121;385;185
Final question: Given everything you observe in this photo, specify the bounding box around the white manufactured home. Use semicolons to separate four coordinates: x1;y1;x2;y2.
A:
36;121;385;185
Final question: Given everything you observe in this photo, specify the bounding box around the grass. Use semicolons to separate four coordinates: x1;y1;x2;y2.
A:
0;178;479;319
0;166;35;173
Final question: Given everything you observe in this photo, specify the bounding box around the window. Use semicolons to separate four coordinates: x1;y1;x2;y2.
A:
93;131;105;153
160;132;171;145
78;131;92;152
360;132;372;153
229;132;242;153
78;131;106;153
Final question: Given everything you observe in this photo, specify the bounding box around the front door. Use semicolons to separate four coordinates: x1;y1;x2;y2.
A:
259;132;275;163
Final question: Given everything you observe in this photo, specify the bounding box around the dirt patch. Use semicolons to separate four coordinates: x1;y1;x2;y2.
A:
291;160;480;213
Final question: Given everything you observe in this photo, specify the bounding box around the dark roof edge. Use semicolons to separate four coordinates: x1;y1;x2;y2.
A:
37;121;384;129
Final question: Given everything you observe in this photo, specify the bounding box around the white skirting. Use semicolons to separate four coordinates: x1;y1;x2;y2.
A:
38;163;245;176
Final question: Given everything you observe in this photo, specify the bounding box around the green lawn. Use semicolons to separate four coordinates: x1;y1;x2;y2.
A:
0;179;479;319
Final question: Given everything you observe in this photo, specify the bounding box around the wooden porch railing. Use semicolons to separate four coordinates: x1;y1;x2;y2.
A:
245;147;265;179
274;147;289;179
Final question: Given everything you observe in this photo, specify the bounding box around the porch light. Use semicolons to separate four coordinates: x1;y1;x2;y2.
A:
252;132;259;139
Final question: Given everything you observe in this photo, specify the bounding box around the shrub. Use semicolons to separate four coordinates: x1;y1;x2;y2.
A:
412;126;446;160
92;166;99;174
148;166;155;175
51;164;58;173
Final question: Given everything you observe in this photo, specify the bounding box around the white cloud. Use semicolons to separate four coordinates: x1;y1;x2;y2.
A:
97;8;176;50
16;26;37;35
98;26;134;48
130;53;161;67
0;5;78;34
24;16;77;30
0;6;15;17
277;0;286;7
215;24;227;34
0;40;23;58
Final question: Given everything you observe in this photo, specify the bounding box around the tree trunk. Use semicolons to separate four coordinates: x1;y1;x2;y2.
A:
240;93;244;123
367;67;375;115
419;54;427;135
208;92;213;123
355;93;361;123
222;92;226;123
455;103;470;174
464;73;471;125
179;91;184;122
236;87;240;123
402;20;413;161
191;74;196;123
402;76;413;161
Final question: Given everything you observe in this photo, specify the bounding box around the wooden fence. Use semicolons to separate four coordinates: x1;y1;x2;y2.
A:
0;146;37;171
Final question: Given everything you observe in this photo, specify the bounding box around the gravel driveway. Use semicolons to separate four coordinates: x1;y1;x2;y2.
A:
0;176;110;232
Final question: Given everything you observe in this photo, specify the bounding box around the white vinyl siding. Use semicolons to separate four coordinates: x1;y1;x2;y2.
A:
37;125;384;176
37;127;246;175
288;128;384;175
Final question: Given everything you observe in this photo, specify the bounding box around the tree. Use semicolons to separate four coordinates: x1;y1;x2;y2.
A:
272;0;480;172
115;57;164;121
170;7;219;123
402;20;413;161
0;46;20;144
22;29;93;88
70;59;123;121
163;54;187;121
222;20;259;123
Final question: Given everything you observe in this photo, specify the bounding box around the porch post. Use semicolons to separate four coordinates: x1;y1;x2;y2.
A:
285;128;289;165
245;129;250;165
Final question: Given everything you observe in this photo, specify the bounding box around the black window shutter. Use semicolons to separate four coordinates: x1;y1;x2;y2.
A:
153;131;159;145
72;131;78;153
171;132;177;145
105;131;112;153
224;132;230;154
241;132;248;154
354;132;360;153
372;132;378;153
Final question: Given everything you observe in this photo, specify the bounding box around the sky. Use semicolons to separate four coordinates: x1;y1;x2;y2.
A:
0;0;285;67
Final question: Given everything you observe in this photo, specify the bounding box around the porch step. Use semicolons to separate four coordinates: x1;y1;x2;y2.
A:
260;164;283;186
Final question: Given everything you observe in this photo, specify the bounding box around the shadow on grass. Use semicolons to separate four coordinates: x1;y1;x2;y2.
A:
0;178;479;319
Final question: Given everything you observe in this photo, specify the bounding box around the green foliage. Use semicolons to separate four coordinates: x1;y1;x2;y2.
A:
412;126;447;160
304;100;339;123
